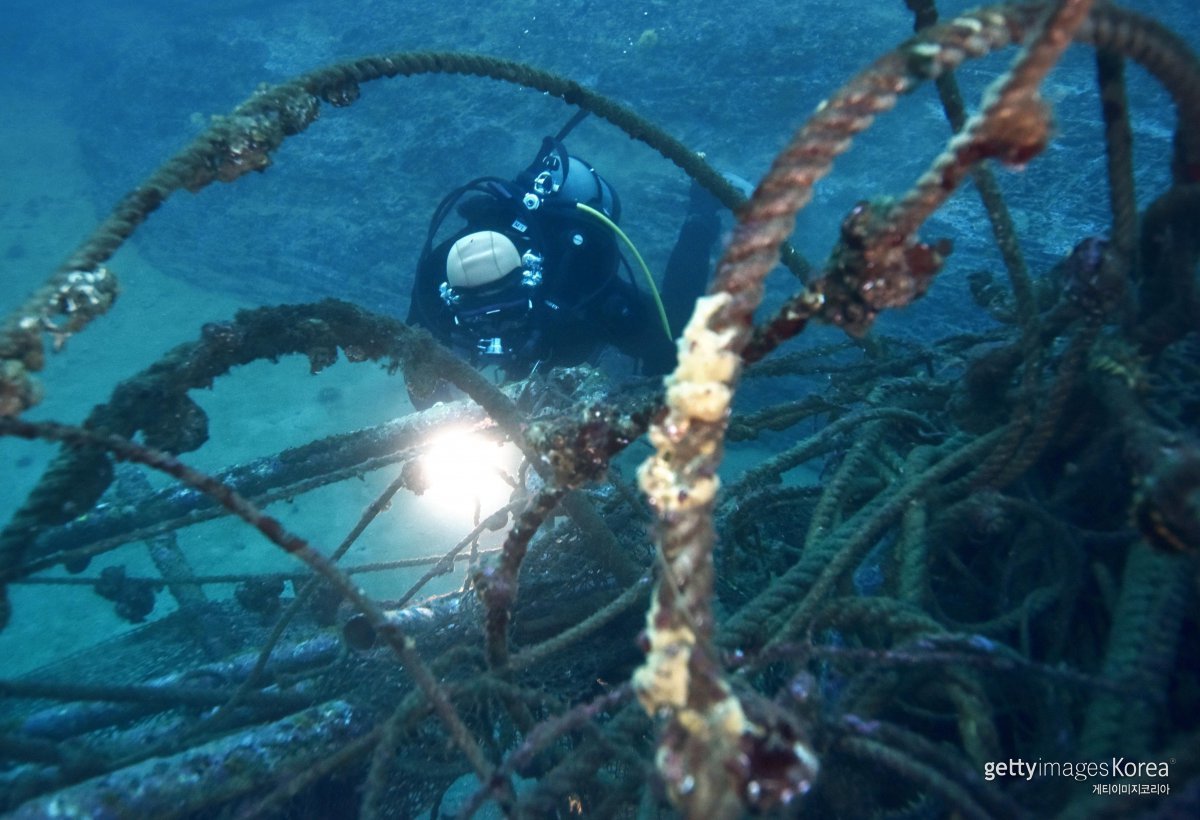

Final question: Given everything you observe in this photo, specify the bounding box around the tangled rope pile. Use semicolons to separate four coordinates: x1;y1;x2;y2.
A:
2;1;1198;817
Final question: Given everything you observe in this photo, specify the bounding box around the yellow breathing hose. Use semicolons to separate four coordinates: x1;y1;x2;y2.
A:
575;202;673;343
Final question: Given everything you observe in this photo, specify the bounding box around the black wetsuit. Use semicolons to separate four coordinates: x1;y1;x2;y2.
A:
406;173;719;404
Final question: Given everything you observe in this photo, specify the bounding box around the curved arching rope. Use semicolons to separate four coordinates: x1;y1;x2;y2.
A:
0;52;807;418
745;3;1200;364
0;414;503;798
633;2;1104;816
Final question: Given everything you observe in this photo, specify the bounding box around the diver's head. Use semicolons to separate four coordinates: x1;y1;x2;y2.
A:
441;230;540;363
446;230;523;290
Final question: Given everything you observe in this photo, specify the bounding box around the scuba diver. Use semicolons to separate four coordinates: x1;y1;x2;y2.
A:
405;130;724;408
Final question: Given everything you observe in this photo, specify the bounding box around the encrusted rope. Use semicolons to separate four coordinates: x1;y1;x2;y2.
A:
634;2;1093;814
0;52;806;418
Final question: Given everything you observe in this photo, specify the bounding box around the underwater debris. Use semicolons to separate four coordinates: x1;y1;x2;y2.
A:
93;564;158;624
1;1;1198;817
8;700;368;819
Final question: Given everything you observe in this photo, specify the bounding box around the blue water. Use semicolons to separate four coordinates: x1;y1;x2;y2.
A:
4;0;1195;317
0;4;1197;812
3;0;1196;653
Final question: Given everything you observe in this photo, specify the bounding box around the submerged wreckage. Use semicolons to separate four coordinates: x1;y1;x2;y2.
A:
1;1;1198;817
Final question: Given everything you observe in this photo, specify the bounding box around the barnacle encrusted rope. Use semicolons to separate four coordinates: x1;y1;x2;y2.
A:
743;0;1200;364
0;300;426;631
0;8;1190;416
0;52;802;418
633;1;1093;815
0;416;500;791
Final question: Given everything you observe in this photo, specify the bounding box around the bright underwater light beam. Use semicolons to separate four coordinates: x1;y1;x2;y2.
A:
418;429;519;519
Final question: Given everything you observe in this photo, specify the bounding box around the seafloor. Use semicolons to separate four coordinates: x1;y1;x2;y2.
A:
1;1;1198;817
